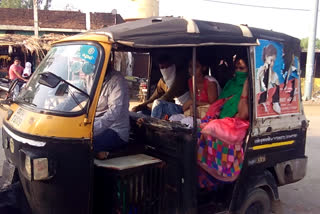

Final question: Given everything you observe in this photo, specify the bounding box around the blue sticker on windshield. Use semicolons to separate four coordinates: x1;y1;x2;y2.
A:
80;45;98;64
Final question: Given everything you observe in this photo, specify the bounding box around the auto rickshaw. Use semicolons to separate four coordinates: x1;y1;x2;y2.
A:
0;17;308;214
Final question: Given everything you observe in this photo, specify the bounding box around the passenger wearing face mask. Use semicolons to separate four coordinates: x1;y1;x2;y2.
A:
257;44;281;114
132;55;189;118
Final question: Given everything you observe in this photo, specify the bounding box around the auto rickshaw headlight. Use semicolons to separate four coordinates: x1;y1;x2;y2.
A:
9;138;14;153
24;156;49;181
20;150;52;181
33;158;49;181
25;155;32;180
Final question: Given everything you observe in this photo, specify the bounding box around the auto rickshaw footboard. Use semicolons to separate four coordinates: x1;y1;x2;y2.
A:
93;154;166;214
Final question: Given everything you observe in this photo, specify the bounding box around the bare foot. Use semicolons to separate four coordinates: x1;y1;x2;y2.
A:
96;151;109;160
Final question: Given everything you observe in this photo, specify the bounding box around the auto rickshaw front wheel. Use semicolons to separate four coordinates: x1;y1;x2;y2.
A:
239;188;271;214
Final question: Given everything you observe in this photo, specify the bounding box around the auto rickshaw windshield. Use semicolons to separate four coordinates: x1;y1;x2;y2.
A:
17;43;101;114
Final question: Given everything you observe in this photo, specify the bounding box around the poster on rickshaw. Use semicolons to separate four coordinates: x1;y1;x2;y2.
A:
255;39;300;118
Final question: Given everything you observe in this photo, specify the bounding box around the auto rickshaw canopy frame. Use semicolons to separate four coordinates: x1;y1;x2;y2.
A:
84;16;300;51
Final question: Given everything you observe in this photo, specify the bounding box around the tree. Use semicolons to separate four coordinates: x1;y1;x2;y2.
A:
43;0;51;10
0;0;52;9
300;37;320;50
0;0;24;8
23;0;52;9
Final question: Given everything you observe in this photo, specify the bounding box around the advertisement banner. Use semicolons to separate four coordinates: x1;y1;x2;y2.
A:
255;40;300;118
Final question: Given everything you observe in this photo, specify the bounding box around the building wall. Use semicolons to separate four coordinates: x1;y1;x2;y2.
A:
0;8;124;31
0;8;86;29
90;13;124;29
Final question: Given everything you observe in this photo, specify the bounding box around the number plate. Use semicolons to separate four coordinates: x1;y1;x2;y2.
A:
9;108;26;128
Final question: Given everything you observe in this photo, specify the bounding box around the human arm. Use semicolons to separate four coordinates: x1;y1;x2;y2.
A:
159;71;188;102
235;79;249;120
258;66;267;91
271;72;280;86
94;78;128;136
207;81;218;104
132;79;166;112
182;99;192;111
12;66;27;82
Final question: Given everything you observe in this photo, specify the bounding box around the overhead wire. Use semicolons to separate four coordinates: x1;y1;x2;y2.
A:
202;0;310;12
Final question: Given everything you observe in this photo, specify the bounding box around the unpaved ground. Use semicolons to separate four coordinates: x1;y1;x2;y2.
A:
277;105;320;214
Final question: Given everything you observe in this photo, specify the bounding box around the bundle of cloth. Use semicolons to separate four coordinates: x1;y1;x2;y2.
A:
197;71;249;190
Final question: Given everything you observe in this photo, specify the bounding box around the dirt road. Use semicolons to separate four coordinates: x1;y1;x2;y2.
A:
278;105;320;214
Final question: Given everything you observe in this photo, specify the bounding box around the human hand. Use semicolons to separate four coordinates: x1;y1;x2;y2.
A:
189;105;199;117
182;99;192;112
132;104;146;112
189;105;194;116
136;118;145;127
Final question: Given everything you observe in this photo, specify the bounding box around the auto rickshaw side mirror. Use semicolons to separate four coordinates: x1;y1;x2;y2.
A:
39;72;61;88
55;83;68;96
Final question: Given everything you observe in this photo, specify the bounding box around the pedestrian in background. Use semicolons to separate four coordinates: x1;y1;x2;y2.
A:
9;57;27;82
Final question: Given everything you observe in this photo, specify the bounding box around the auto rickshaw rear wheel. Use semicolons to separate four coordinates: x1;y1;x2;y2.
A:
239;188;271;214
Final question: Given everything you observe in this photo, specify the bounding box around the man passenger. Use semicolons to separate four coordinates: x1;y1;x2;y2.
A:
132;55;189;118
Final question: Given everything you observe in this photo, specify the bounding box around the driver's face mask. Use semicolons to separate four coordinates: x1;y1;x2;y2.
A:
160;64;175;75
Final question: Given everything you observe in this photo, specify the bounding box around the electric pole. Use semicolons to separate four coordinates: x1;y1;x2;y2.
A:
304;0;319;100
33;0;39;38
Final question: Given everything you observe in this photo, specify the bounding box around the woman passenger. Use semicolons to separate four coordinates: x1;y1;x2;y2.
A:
182;59;221;117
198;58;249;188
218;58;249;120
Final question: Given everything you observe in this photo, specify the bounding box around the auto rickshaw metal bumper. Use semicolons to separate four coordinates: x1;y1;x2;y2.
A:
274;157;308;186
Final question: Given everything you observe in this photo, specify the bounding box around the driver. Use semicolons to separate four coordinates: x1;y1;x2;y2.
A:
54;59;130;160
93;63;130;160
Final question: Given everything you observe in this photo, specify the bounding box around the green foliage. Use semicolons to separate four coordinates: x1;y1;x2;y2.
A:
0;0;51;9
300;37;320;50
0;0;24;8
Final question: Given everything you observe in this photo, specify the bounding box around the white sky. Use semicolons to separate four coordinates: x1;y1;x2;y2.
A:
50;0;318;39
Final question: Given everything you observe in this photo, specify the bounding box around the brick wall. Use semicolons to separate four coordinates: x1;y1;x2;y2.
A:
0;8;34;26
0;8;124;30
91;13;124;29
39;10;86;29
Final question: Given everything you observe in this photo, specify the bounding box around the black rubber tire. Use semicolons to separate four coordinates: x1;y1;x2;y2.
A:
239;188;271;214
